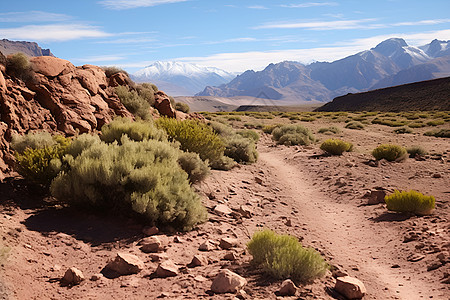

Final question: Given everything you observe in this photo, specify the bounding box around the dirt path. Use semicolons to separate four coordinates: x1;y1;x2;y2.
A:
258;145;442;300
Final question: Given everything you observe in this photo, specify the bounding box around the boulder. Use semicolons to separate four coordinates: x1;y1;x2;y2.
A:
142;226;159;236
278;279;297;296
155;260;178;278
30;56;74;77
139;236;162;253
61;267;84;286
367;190;386;205
219;237;238;250
103;253;144;278
109;72;129;87
154;91;176;118
214;204;232;216
335;276;366;299
199;240;215;251
211;269;247;294
189;254;208;267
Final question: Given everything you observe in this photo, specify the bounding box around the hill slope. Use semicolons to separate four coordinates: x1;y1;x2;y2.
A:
0;39;54;57
315;76;450;112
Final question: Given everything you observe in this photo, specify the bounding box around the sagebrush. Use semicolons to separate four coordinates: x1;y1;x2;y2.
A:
272;124;315;146
101;117;166;144
247;230;328;283
320;139;353;155
372;144;407;162
385;190;435;215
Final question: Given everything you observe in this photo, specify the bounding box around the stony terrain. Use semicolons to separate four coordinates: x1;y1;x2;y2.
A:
0;116;449;299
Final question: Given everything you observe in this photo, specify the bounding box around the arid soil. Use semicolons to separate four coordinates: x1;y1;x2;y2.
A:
0;120;449;300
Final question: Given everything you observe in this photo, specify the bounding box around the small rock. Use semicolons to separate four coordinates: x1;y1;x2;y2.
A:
285;219;292;227
150;253;169;262
403;232;420;243
432;173;442;178
210;269;247;294
90;274;103;281
103;253;145;277
61;267;84;286
139;236;162;253
199;240;215;251
278;279;297;296
238;205;252;218
332;269;349;278
214;204;232;216
219;237;238;250
190;254;208;267
255;177;263;185
367;190;386;205
223;252;237;261
437;252;448;263
173;236;183;243
142;226;159;236
155;260;178;278
427;262;443;271
194;275;208;282
335;276;366;299
407;254;425;262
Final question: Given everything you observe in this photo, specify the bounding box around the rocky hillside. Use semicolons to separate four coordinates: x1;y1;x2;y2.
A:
197;38;450;103
0;52;180;180
315;76;450;112
0;39;54;57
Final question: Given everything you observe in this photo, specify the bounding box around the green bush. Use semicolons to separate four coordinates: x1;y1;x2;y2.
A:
177;152;210;184
345;121;365;130
300;116;316;122
424;129;450;138
136;83;156;106
393;127;413;134
224;136;258;164
51;136;207;231
318;126;341;134
406;146;428;158
262;124;281;134
209;121;234;137
6;52;33;81
372;144;407;162
272;124;315;146
156;117;225;163
209;155;237;171
11;132;70;186
175;102;190;113
372;118;408;127
408;122;425;128
426;119;445;126
237;129;259;142
385;190;435;215
115;86;151;120
320;139;353;155
101;117;166;144
247;230;328;283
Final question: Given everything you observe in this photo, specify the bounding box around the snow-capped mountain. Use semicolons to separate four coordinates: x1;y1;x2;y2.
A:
197;38;450;103
132;61;236;96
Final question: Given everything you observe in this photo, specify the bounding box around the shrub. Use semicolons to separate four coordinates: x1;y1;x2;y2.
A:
372;144;407;162
136;83;156;106
272;124;315;146
424;129;450;138
409;122;425;128
227;116;241;121
426;119;445;126
51;136;207;231
320;139;353;155
393;127;413;134
300;116;316;122
209;121;234;137
406;146;428;158
247;230;328;283
224;136;258;164
175;102;190;113
101;117;166;144
115;86;151;120
6;52;33;81
385;190;435;215
102;66;129;78
372;118;408;127
262;124;281;134
156;117;225;163
237;129;259;142
345;121;365;130
11;132;70;186
209;155;237;171
177;152;210;184
318;126;341;134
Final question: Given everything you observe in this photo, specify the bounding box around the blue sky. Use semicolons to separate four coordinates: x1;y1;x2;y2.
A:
1;0;450;73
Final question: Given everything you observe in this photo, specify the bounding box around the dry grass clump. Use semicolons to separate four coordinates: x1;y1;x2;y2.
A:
101;117;166;143
115;86;151;120
426;119;445;126
406;146;428;158
102;66;129;78
175;102;190;113
372;144;407;162
6;52;34;81
247;230;328;283
385;190;435;215
320;139;353;155
318;126;341;135
393;127;413;134
424;129;450;138
345;121;365;130
272;124;315;146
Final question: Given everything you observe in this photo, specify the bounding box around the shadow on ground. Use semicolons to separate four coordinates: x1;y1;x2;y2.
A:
370;211;412;222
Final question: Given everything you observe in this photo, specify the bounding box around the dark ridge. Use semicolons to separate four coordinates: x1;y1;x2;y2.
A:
315;76;450;112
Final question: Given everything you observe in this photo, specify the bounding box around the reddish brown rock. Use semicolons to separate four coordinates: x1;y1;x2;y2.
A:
108;72;130;87
154;91;176;118
30;56;74;77
0;71;6;91
210;269;247;294
61;267;85;286
155;260;178;278
335;276;366;299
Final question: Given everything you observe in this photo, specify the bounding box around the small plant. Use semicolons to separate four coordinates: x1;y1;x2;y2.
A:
372;144;407;162
177;152;210;184
345;121;365;130
408;122;425;128
224;136;258;164
6;52;33;81
237;129;259;142
426;119;445;126
262;124;281;134
393;127;413;134
101;117;166;143
272;124;315;146
175;102;190;113
318;126;341;135
136;83;156;106
247;230;328;283
406;146;428;158
156;117;225;163
115;86;151;120
424;129;450;138
209;155;237;170
320;139;353;155
102;66;129;78
385;190;435;215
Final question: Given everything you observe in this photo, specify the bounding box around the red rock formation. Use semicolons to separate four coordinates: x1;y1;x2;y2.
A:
154;91;176;118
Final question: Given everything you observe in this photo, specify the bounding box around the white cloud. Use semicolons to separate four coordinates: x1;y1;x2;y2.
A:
0;24;111;42
247;5;269;10
254;19;380;30
280;2;338;8
0;11;72;22
73;55;126;63
392;19;450;26
99;0;189;10
96;37;156;44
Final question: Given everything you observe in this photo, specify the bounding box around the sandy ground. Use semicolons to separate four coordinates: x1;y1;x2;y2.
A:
0;120;449;300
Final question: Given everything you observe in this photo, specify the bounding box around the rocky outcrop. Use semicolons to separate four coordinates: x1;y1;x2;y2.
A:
0;39;54;57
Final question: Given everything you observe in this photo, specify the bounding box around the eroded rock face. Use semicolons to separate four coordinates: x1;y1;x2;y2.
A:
154;91;176;118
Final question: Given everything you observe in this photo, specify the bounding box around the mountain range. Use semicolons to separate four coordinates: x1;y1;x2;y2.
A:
132;61;235;96
196;38;450;103
0;39;54;57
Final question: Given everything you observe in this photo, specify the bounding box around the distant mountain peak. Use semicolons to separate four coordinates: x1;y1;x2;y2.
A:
372;38;408;57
